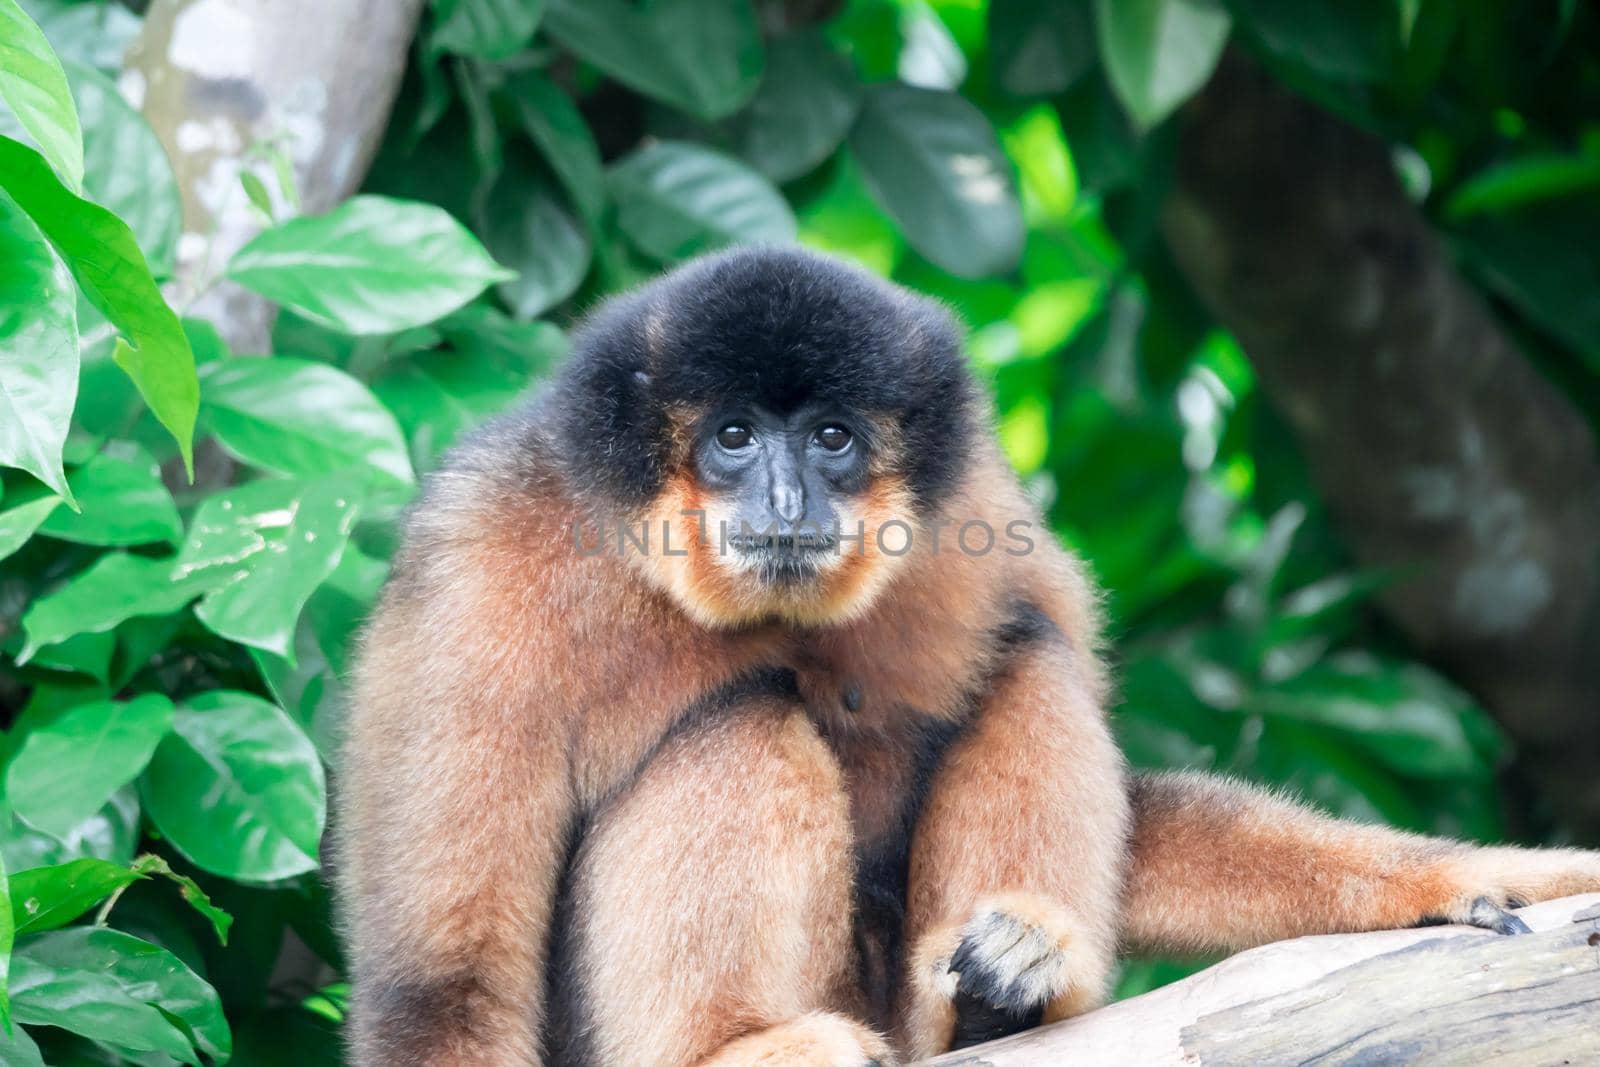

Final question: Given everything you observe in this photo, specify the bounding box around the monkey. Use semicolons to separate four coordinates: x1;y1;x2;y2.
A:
338;246;1600;1066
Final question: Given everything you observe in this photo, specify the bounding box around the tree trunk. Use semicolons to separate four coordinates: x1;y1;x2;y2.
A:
922;893;1600;1065
1161;54;1600;840
124;0;426;353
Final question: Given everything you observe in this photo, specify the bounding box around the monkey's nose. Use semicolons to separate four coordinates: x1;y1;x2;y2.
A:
772;483;805;525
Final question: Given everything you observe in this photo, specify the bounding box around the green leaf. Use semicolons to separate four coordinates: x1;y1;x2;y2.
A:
37;447;181;546
0;787;140;875
1054;71;1143;193
0;1022;42;1067
732;31;859;183
850;84;1024;278
609;140;796;262
0;137;197;475
25;628;115;684
1398;0;1421;43
988;0;1096;97
18;553;229;660
67;61;181;276
141;691;326;882
7;858;139;935
0;495;60;562
1251;653;1499;780
1444;153;1600;221
1453;207;1600;374
199;357;415;492
1228;0;1396;82
794;153;903;275
240;168;275;221
16;0;139;75
6;695;174;837
0;185;77;501
252;547;387;764
1095;0;1231;130
431;0;544;58
128;856;232;946
225;195;514;335
181;477;361;660
483;159;590;319
1252;718;1424;829
0;849;10;1033
0;0;82;190
11;926;229;1064
544;0;762;121
374;312;562;470
507;72;605;225
5;855;232;946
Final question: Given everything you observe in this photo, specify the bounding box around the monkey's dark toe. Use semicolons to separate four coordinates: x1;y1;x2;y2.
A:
1465;896;1532;935
1415;895;1533;935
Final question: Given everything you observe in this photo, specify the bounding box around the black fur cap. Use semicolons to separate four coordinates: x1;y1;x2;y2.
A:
549;246;978;511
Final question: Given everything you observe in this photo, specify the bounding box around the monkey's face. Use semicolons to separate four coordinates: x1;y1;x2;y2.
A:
644;401;921;627
693;406;862;584
557;247;974;628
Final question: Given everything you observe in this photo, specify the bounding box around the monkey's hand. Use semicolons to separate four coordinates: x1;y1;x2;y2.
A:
696;1012;894;1067
925;892;1108;1050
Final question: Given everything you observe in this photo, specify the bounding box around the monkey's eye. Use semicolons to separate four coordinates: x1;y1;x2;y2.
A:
814;425;852;452
715;424;753;450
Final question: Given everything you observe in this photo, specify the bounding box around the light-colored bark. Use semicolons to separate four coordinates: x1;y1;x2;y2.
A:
125;0;426;353
922;893;1600;1065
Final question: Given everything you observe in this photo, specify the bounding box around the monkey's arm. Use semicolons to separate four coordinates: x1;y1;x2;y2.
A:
341;559;571;1066
1122;771;1600;955
900;627;1130;1057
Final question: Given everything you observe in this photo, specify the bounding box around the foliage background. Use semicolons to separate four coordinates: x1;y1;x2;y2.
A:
0;0;1597;1062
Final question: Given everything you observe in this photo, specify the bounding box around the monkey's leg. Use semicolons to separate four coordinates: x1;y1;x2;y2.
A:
1122;771;1600;955
553;698;891;1067
898;636;1131;1058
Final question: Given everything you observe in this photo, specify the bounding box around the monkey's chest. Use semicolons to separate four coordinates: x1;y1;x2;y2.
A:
790;650;975;1024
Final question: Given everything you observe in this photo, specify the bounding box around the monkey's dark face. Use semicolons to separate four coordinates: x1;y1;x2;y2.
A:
692;404;866;585
555;247;975;627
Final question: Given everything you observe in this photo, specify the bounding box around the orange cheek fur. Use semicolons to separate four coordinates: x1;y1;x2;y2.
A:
631;473;918;629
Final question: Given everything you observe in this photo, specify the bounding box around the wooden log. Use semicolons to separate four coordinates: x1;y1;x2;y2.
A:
923;893;1600;1065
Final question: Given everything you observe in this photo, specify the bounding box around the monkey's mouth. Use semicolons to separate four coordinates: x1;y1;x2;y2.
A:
728;530;839;553
728;531;838;586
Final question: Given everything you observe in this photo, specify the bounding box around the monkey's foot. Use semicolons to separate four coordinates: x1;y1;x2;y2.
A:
933;893;1104;1050
1420;848;1600;935
1415;894;1531;935
697;1012;893;1067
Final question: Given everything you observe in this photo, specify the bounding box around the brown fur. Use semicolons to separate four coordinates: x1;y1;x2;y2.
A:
559;706;860;1067
342;390;1600;1066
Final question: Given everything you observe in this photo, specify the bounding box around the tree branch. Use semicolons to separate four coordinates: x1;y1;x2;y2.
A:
1161;54;1600;838
922;894;1600;1065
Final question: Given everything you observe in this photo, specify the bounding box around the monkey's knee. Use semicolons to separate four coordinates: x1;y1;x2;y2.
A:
552;701;860;1066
